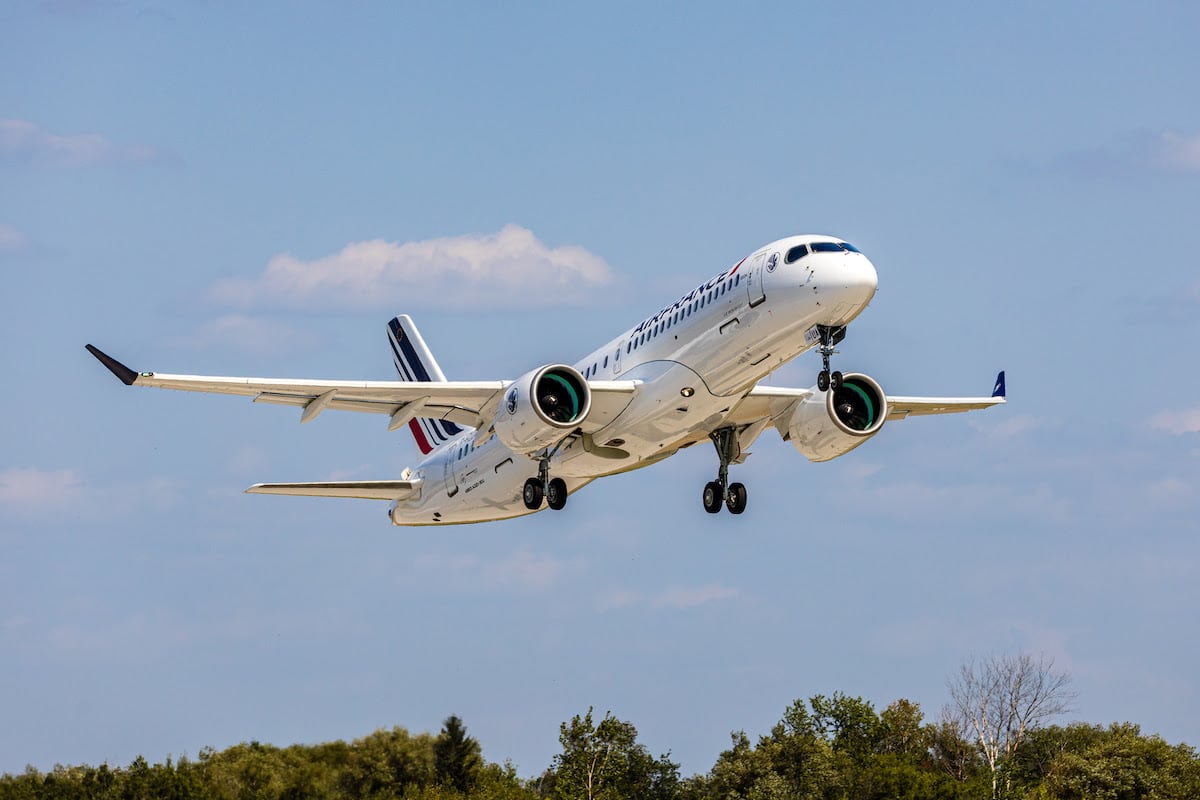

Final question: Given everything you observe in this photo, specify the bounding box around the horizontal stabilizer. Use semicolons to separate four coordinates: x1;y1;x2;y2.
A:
246;480;420;501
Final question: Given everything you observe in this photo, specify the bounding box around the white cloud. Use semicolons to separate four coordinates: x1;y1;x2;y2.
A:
486;549;566;592
1154;130;1200;172
171;314;313;356
654;583;739;610
1149;407;1200;435
413;548;569;593
0;223;29;253
596;588;641;612
972;414;1041;439
853;481;1073;525
210;225;614;310
0;467;83;511
843;461;883;481
0;118;167;167
1145;477;1195;508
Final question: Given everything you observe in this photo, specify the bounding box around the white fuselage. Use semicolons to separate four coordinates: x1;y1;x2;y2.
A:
390;235;878;525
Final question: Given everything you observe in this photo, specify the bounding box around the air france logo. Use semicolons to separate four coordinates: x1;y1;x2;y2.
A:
766;252;778;273
506;387;518;414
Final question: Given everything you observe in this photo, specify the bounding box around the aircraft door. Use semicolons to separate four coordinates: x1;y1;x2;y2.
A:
443;451;459;497
747;253;767;307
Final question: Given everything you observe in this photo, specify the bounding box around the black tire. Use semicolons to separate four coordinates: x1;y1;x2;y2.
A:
817;370;830;392
831;371;843;390
726;482;747;514
522;478;543;510
546;477;567;511
702;481;723;514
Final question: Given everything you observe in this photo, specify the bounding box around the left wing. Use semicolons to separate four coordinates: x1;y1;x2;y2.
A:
85;345;638;433
723;370;1006;447
246;480;420;500
885;370;1006;419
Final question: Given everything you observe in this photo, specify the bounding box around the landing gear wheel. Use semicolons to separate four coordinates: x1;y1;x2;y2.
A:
702;481;723;514
725;482;747;514
830;370;843;390
817;370;830;392
522;477;543;510
546;477;568;511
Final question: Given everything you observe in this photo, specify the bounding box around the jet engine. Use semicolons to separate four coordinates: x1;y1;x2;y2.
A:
493;364;591;454
785;373;888;462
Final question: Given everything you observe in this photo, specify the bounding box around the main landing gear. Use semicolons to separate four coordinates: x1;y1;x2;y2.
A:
815;324;847;392
523;451;568;511
703;427;747;515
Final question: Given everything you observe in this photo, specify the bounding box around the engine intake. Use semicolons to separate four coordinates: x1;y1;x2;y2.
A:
493;364;591;454
786;373;888;462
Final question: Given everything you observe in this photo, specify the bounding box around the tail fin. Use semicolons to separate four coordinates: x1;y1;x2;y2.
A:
387;315;466;454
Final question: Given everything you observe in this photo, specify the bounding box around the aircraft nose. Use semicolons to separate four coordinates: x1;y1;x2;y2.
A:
833;253;878;307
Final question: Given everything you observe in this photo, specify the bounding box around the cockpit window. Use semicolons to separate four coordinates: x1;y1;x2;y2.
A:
785;244;809;263
838;242;861;253
810;242;844;253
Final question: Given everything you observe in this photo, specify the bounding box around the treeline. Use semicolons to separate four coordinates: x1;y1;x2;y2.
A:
3;698;1199;799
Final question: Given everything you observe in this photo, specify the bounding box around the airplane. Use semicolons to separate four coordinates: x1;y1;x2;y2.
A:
87;234;1005;525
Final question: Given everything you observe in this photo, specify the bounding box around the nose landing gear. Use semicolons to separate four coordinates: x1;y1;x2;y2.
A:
815;325;847;391
702;427;748;515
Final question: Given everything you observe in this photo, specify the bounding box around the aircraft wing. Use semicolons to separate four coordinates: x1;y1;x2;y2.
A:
86;345;638;433
247;480;420;500
885;370;1007;419
725;371;1006;430
884;395;1005;419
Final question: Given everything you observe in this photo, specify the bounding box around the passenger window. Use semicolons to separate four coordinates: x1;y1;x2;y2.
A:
603;355;608;368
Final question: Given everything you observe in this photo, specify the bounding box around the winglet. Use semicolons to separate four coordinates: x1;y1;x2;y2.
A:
85;344;139;386
991;370;1006;398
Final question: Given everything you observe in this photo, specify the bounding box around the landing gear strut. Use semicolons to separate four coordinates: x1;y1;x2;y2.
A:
815;324;847;392
703;427;747;515
523;449;569;511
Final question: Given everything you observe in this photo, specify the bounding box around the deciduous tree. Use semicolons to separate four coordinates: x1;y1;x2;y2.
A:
944;652;1074;799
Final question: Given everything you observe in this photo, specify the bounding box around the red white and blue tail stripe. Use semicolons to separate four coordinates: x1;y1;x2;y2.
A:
387;315;466;454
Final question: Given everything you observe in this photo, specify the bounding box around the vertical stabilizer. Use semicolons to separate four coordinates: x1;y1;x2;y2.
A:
387;315;466;454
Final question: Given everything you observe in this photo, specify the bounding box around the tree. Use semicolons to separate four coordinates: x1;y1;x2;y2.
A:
1039;722;1200;800
434;715;483;793
944;652;1074;799
551;708;678;800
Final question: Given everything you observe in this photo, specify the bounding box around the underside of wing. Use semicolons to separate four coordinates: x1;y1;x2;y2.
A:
885;395;1006;419
87;344;505;429
246;480;420;500
87;345;642;435
886;370;1007;419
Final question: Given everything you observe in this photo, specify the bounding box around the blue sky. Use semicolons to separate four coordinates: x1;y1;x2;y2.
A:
2;0;1198;777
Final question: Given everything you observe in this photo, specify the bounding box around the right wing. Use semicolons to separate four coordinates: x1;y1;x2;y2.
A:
246;480;420;500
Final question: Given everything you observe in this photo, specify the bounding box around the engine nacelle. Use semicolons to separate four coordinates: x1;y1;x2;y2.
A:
494;364;591;455
786;373;888;462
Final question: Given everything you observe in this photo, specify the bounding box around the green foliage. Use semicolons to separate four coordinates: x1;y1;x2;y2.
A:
550;707;679;800
1;705;1196;800
434;716;483;793
1035;723;1200;800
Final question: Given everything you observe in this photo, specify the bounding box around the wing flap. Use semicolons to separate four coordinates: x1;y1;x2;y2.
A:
246;480;420;500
